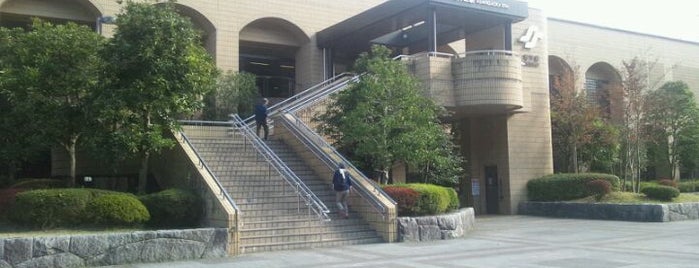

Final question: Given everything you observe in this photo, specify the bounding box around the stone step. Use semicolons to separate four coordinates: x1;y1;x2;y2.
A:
240;229;378;246
241;215;363;230
240;236;383;254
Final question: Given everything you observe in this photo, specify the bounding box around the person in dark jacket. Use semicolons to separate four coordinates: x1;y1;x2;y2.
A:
254;98;269;140
332;163;352;218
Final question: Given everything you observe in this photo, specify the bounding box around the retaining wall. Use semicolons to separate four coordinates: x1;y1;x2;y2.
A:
0;228;227;268
519;202;699;222
397;208;475;242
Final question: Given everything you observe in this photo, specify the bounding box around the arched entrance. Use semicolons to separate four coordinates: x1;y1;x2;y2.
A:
239;17;309;100
158;3;216;57
547;55;574;97
0;0;101;30
585;62;622;120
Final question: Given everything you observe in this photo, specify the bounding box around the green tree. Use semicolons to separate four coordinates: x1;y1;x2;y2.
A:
203;71;258;120
99;1;218;193
618;57;654;192
645;81;699;180
0;22;104;185
316;45;464;185
0;27;48;181
549;64;608;173
678;123;699;178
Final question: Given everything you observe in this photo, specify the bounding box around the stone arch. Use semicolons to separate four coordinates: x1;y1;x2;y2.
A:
155;2;216;57
548;55;574;98
239;17;310;100
585;62;622;119
0;0;102;30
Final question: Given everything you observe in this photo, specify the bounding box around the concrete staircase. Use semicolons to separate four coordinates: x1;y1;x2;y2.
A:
182;126;382;253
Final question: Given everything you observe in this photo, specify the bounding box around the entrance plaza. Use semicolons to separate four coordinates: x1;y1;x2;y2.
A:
114;216;699;268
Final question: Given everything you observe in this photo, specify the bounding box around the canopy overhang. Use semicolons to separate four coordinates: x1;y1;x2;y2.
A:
317;0;528;57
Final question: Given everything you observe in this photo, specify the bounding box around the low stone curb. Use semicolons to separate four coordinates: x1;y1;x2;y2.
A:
519;202;699;222
0;228;228;268
397;208;475;242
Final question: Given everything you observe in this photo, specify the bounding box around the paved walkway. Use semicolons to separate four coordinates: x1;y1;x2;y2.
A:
112;216;699;268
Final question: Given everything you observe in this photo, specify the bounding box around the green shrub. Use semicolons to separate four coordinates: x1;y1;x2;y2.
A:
382;186;420;216
398;183;459;216
138;188;201;228
445;187;459;211
678;181;699;192
527;173;620;201
657;179;678;188
85;194;150;226
641;185;680;201
10;178;65;190
7;188;143;229
9;188;93;228
586;179;612;201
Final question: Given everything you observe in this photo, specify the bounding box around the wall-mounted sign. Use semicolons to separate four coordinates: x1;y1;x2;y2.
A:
471;178;480;196
518;25;543;49
521;54;540;67
452;0;510;9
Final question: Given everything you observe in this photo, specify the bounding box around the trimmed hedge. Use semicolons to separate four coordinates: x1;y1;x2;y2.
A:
382;186;420;216
9;188;93;228
657;179;678;188
8;188;144;229
678;181;699;193
85;194;150;226
527;173;620;201
10;178;65;190
139;188;201;228
385;183;459;216
586;179;612;201
641;185;680;201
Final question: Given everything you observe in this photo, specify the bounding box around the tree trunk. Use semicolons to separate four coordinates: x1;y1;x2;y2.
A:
63;135;79;188
7;160;17;183
138;151;150;194
572;143;579;173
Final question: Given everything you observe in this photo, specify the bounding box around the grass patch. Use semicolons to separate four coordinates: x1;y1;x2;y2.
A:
572;192;699;204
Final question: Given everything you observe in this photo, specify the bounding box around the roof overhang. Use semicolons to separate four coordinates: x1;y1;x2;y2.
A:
317;0;528;57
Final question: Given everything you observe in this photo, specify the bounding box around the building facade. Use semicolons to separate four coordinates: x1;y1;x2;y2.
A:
2;0;698;214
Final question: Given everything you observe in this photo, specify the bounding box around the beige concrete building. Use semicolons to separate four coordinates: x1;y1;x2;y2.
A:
2;0;698;215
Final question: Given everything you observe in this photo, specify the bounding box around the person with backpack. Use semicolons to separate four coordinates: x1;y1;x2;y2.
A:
254;98;269;140
332;163;352;219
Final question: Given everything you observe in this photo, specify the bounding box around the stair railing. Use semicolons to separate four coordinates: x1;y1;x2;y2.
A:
178;128;240;213
230;114;331;222
279;112;396;220
243;72;356;125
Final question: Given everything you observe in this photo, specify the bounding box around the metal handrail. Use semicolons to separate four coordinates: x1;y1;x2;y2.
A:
177;127;240;214
243;72;356;124
230;114;331;222
280;112;396;218
285;74;362;114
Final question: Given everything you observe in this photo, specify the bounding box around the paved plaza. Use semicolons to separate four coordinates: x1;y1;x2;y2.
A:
114;215;699;268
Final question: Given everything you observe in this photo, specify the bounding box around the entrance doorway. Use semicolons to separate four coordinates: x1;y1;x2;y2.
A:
485;166;499;214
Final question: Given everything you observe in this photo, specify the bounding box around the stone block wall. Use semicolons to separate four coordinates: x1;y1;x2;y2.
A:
519;202;699;222
397;208;475;242
0;228;227;268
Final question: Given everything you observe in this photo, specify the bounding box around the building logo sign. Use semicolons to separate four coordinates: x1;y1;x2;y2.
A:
518;26;543;49
452;0;510;9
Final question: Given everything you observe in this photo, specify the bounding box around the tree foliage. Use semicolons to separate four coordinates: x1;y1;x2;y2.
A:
98;1;218;193
203;71;258;120
0;21;104;185
316;45;464;185
645;81;699;180
550;63;618;173
618;57;654;192
0;27;47;181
